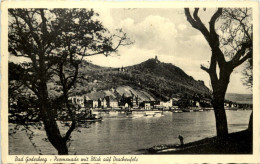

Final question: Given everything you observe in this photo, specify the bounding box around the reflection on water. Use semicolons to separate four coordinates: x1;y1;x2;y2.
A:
9;110;252;155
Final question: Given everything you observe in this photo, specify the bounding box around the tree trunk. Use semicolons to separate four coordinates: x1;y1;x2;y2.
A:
211;71;231;139
42;114;69;155
38;81;69;155
209;62;232;140
36;53;69;155
212;93;228;139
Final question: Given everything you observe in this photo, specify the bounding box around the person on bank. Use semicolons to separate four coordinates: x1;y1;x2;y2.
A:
178;135;184;146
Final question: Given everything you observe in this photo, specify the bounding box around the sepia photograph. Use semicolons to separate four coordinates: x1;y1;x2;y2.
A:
1;1;259;163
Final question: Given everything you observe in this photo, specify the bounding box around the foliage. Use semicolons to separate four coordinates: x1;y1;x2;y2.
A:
218;8;253;88
242;57;252;88
218;8;252;59
8;8;131;154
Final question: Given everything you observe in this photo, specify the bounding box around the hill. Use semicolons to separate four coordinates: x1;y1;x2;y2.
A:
225;93;252;104
71;57;211;100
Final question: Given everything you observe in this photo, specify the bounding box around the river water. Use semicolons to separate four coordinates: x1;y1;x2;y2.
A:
9;110;251;155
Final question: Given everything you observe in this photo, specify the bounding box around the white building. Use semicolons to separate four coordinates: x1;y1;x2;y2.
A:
93;100;99;108
69;96;85;108
110;101;118;108
144;103;151;110
160;99;173;108
125;103;129;108
195;101;200;107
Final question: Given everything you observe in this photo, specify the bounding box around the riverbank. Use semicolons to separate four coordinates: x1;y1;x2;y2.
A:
148;129;252;154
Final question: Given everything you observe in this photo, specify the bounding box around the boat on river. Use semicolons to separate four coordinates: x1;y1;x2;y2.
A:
182;109;193;112
144;111;163;117
172;110;183;113
193;108;204;112
204;107;213;111
132;112;145;118
85;117;102;122
109;110;119;116
79;114;102;122
126;110;132;115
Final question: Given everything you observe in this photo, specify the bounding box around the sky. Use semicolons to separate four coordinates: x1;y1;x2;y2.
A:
8;8;252;94
85;8;252;94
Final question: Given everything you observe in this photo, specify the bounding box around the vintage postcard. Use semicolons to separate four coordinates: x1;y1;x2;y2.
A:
1;1;259;163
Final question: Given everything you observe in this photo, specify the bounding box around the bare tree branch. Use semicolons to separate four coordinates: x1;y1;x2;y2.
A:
200;65;209;73
184;8;200;29
185;8;227;73
229;41;251;66
209;8;222;46
184;8;210;43
232;49;252;68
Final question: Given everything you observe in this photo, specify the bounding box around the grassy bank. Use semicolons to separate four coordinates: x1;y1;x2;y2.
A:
148;129;252;154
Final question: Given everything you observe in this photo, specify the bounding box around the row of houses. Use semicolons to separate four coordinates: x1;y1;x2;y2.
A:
68;94;208;110
10;90;252;111
69;93;252;110
224;102;252;109
69;95;142;109
69;96;118;109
